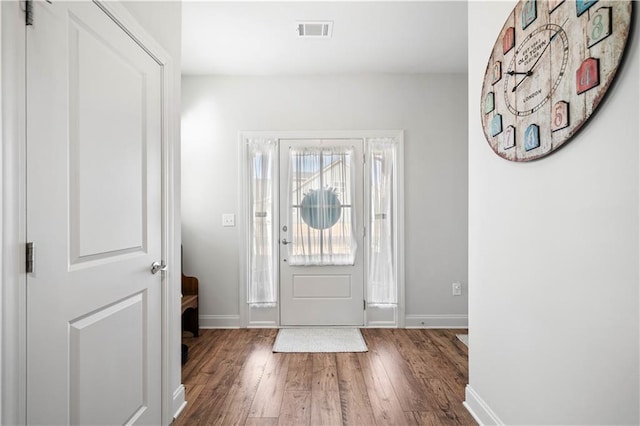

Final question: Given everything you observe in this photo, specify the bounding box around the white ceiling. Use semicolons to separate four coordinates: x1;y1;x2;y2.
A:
181;1;468;76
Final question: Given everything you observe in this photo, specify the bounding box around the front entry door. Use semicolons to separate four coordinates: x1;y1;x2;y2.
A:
279;139;364;326
26;2;163;424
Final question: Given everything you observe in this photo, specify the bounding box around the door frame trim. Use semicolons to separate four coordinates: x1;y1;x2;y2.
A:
1;3;27;424
238;130;405;328
1;2;181;424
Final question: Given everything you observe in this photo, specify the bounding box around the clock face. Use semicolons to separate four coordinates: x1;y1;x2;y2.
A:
481;0;632;161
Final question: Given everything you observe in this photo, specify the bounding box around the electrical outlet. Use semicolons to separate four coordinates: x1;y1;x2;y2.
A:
222;213;235;227
452;282;462;296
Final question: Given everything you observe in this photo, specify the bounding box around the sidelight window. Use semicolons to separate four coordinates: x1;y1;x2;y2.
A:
367;138;397;306
247;139;277;307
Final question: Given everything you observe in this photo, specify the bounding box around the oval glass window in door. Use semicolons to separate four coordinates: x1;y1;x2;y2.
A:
300;188;342;230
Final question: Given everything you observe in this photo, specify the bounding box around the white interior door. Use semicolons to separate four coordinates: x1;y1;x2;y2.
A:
279;139;364;326
26;2;163;424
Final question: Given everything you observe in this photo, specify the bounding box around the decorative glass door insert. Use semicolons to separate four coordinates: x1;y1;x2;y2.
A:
287;146;357;265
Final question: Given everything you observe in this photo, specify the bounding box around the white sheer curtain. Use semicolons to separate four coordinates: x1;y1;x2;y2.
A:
287;146;357;266
367;138;397;306
247;139;277;307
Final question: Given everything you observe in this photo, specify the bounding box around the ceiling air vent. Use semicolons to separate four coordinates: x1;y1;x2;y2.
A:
297;21;333;38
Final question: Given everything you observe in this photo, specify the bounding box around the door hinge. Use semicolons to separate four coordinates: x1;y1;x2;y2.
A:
363;153;366;164
25;0;33;26
25;0;50;26
363;300;366;310
26;242;35;273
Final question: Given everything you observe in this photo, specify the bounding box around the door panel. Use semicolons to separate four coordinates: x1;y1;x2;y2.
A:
279;139;364;326
292;275;352;298
26;2;162;424
69;293;146;425
69;12;147;261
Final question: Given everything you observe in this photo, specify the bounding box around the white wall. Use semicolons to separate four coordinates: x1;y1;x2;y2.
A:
120;1;184;421
181;74;468;328
467;2;639;425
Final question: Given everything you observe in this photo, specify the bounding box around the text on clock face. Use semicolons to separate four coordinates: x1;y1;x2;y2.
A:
522;89;542;103
517;38;547;68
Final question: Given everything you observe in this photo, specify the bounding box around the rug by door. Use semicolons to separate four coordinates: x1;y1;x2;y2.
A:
273;328;368;353
456;334;469;347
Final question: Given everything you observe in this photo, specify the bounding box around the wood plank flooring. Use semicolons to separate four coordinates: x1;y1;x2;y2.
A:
173;329;476;426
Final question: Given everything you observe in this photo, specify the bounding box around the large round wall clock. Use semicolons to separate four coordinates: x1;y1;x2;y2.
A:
481;0;633;161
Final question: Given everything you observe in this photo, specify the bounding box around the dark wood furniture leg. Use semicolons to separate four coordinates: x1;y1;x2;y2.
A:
181;274;199;337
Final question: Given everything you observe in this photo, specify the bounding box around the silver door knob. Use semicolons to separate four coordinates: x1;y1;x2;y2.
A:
281;238;293;245
151;261;168;274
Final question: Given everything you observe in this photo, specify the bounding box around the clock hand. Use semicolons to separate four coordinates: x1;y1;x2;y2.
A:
550;18;569;42
511;74;531;92
511;44;551;92
512;20;568;92
505;70;533;76
527;19;568;73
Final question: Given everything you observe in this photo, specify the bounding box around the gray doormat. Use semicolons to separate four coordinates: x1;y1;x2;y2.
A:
456;334;469;347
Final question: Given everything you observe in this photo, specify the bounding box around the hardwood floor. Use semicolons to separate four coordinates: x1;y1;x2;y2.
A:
173;328;476;426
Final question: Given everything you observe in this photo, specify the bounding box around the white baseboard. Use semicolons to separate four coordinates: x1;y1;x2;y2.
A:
172;384;187;421
464;385;504;425
404;314;468;328
247;320;277;328
200;314;466;329
200;315;241;328
366;321;397;328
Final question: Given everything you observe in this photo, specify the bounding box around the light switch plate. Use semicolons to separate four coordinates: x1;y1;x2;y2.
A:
452;282;462;296
222;213;235;227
